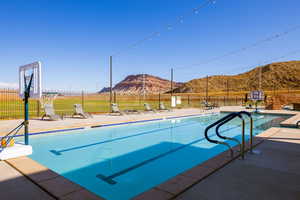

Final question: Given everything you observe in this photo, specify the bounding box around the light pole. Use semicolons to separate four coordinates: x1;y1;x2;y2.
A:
109;56;113;109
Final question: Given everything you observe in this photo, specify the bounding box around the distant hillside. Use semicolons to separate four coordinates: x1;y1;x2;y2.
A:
173;61;300;93
100;74;182;94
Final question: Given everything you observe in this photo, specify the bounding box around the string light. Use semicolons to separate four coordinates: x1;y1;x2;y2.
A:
175;24;300;70
111;0;217;56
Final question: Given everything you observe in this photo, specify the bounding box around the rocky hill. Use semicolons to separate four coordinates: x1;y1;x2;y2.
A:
100;74;182;94
172;61;300;93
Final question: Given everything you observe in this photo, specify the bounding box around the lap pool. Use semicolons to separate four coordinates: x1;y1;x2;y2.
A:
26;113;289;199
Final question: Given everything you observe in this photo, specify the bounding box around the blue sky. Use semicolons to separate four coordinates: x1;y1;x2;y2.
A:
1;0;300;91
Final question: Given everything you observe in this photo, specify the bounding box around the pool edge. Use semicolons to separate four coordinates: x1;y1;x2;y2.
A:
3;109;298;200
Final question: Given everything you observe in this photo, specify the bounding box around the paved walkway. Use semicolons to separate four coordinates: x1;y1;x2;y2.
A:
175;127;300;200
0;108;211;137
0;161;54;199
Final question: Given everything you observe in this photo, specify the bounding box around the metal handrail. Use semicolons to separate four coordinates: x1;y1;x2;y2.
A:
204;111;253;159
238;111;253;153
204;112;243;158
215;114;244;158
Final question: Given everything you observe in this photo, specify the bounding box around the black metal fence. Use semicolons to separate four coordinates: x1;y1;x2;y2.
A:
0;88;249;120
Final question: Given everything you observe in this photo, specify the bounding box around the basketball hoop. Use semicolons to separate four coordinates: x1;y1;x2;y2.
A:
18;61;42;145
39;92;58;108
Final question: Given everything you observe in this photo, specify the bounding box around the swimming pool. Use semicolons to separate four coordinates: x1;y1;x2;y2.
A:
27;113;289;199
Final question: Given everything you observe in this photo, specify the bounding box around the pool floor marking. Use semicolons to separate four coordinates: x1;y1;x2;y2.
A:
49;121;199;155
96;133;226;185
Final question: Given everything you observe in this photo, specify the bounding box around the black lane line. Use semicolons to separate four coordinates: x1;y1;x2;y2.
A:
96;133;217;185
96;117;266;185
50;120;199;155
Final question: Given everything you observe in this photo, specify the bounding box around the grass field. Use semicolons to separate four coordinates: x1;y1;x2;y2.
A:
1;89;299;120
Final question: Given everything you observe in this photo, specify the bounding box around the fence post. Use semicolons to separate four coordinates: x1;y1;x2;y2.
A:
114;91;117;104
37;100;40;117
81;90;84;109
158;92;161;107
188;95;190;106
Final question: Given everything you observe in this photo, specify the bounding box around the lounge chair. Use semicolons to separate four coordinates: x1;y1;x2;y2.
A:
124;108;141;115
201;101;218;110
144;103;157;113
110;103;125;115
158;102;171;111
73;104;92;119
42;104;63;121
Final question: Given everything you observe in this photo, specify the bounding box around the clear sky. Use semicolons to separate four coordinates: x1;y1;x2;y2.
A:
1;0;300;91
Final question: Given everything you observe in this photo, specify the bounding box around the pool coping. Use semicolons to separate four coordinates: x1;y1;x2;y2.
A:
220;109;300;128
4;129;273;200
3;124;285;199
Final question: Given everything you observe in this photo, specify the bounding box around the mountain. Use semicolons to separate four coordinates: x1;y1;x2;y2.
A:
172;61;300;93
100;74;182;94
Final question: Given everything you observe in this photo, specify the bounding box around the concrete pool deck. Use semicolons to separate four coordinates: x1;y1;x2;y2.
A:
174;127;300;200
0;107;300;199
0;108;215;137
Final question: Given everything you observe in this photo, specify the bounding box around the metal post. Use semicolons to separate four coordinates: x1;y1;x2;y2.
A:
37;100;40;117
81;90;84;109
206;75;208;102
109;56;113;109
171;68;173;97
259;66;262;91
143;74;146;100
158;91;161;108
226;79;229;105
250;118;253;153
24;94;29;145
241;119;245;159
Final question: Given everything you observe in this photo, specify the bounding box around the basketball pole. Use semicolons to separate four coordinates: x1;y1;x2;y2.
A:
24;74;33;145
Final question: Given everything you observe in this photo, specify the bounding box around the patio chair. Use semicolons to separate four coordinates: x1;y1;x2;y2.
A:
144;103;157;113
41;104;63;121
158;102;171;111
110;103;125;115
124;108;141;115
73;104;92;119
201;101;212;110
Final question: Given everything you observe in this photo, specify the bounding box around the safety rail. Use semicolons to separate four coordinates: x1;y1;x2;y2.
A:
204;111;253;159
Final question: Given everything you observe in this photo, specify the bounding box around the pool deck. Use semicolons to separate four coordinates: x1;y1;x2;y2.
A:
0;108;213;137
0;107;300;200
174;127;300;200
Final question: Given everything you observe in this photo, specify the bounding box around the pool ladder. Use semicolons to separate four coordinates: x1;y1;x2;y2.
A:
204;111;253;159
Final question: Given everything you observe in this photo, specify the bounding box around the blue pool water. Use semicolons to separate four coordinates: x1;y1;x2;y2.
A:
27;113;288;199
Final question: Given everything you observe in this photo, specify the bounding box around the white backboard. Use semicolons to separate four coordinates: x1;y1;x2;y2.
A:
19;61;42;99
249;90;264;101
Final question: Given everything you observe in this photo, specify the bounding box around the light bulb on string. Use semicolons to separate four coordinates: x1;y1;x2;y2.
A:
179;16;184;23
193;8;199;14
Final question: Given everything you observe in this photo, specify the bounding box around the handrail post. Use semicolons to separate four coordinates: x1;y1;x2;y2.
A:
250;118;253;153
241;119;245;159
